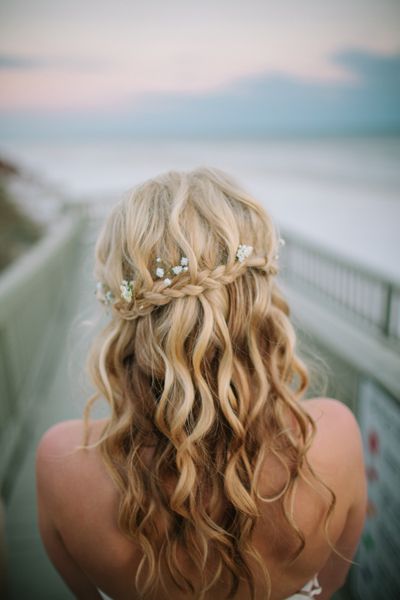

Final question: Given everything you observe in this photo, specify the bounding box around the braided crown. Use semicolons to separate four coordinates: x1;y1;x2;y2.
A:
95;243;281;320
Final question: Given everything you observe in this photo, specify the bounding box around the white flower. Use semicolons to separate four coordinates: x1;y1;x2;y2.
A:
180;256;189;266
120;279;134;302
95;281;115;305
172;265;183;275
236;244;253;262
105;290;115;304
156;257;161;262
155;267;165;278
164;278;172;286
273;238;285;260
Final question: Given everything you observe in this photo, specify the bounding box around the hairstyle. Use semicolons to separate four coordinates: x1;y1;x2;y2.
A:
83;167;335;599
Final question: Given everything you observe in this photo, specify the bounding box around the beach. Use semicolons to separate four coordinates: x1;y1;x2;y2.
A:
1;135;399;282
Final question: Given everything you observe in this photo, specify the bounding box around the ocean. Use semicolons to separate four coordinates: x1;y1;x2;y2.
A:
1;135;399;281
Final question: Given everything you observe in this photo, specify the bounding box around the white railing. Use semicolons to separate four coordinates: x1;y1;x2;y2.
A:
0;203;87;500
280;230;400;347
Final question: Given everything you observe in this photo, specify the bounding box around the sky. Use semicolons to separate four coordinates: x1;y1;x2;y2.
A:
0;0;399;137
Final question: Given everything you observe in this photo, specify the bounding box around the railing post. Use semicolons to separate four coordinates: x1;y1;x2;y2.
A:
382;283;393;338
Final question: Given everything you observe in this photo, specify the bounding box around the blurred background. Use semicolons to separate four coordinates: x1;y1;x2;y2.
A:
0;1;399;598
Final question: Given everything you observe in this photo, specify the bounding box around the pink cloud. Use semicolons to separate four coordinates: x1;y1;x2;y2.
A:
0;68;138;111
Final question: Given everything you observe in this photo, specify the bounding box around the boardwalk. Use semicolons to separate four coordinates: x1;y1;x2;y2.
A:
4;218;101;599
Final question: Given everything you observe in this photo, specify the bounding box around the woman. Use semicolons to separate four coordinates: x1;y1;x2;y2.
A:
36;168;367;600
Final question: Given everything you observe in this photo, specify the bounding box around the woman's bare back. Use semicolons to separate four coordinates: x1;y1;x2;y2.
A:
36;397;366;600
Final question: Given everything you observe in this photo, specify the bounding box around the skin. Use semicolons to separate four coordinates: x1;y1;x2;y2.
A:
36;398;367;600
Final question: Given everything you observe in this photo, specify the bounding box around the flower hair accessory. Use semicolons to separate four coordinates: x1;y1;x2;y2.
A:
120;279;135;302
154;255;189;287
236;244;253;262
95;242;279;309
95;281;115;306
274;237;286;260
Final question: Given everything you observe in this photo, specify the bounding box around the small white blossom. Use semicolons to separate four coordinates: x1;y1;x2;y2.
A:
279;237;285;246
105;290;115;304
95;281;115;305
152;255;189;283
120;279;134;302
236;244;253;262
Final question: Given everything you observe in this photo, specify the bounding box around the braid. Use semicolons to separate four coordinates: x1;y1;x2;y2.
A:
115;255;273;321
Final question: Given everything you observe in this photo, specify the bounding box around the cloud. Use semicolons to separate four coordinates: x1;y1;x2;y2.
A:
117;48;400;136
0;55;42;69
0;47;399;138
334;48;400;88
0;53;109;71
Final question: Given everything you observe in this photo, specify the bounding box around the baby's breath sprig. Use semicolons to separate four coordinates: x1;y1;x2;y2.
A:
154;255;189;286
236;244;253;262
120;279;135;302
274;237;286;260
95;281;115;306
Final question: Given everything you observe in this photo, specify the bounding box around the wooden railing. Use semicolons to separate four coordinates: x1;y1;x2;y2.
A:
280;230;400;347
0;203;87;500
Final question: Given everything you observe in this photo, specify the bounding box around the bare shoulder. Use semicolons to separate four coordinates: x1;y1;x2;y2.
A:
302;397;362;445
36;418;110;502
302;396;358;424
300;399;367;592
301;397;365;499
37;418;108;457
37;419;83;458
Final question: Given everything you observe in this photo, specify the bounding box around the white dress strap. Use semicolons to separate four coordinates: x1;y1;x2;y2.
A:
285;574;322;599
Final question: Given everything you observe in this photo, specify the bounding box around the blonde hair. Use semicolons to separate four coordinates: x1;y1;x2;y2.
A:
83;167;334;599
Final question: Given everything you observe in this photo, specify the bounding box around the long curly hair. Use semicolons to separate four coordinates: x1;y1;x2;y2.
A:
83;167;334;599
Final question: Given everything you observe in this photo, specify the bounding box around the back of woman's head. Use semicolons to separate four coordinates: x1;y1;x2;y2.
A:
86;167;314;599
